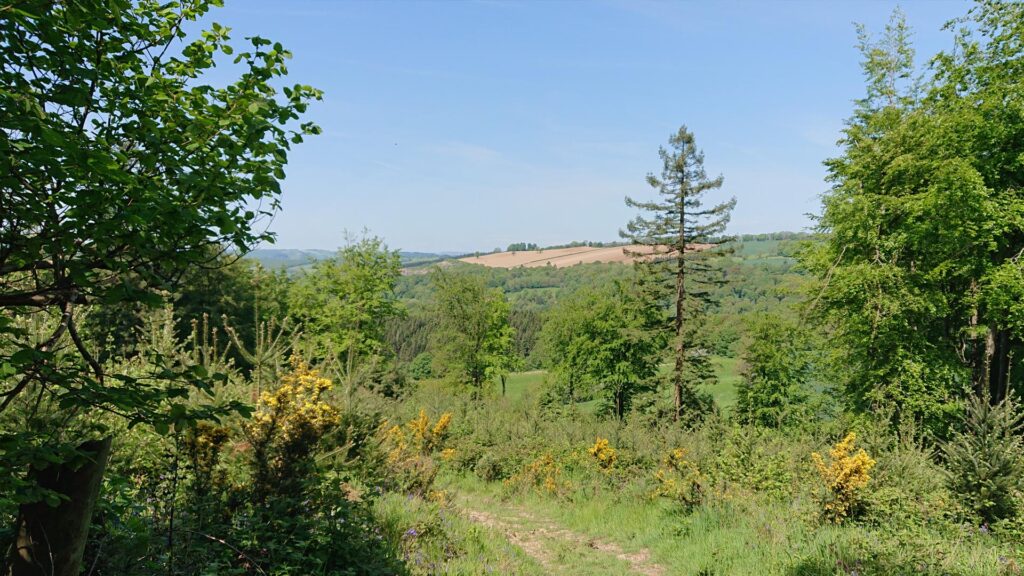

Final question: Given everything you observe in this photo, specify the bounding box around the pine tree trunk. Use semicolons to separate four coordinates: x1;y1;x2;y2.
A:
8;437;112;576
673;210;687;422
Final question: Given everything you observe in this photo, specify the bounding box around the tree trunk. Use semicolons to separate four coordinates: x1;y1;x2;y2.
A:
989;328;1011;403
500;374;506;397
8;437;112;576
673;233;686;422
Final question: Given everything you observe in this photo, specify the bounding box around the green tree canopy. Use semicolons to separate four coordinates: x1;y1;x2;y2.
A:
0;0;321;416
736;313;811;428
803;3;1024;432
429;269;515;395
540;281;665;419
0;1;320;572
288;235;403;387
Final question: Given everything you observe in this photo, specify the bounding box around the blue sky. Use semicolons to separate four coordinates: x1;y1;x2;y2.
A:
206;0;969;253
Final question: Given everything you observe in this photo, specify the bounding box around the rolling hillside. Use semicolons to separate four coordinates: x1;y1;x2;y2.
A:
458;244;709;269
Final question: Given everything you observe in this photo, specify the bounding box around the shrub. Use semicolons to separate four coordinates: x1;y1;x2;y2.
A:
246;355;341;502
379;408;452;495
653;448;703;508
942;394;1024;524
408;352;434;380
587;437;617;472
715;427;795;498
474;452;504;482
508;453;569;496
812;432;876;522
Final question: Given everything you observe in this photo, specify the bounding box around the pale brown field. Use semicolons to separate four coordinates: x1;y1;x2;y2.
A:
457;244;707;269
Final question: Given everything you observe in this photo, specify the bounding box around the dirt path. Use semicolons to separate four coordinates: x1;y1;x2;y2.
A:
458;495;666;576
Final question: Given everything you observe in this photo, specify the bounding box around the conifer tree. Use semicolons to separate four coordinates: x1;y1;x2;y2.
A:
621;126;735;422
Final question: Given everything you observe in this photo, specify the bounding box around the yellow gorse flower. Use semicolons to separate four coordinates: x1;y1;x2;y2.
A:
653;447;702;506
247;355;340;446
380;409;453;462
811;432;876;521
587;437;617;471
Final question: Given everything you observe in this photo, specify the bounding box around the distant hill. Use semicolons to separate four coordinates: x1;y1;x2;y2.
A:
246;248;450;272
246;233;812;273
458;244;714;269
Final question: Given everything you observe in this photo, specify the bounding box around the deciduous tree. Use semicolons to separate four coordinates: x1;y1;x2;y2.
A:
429;269;515;396
288;235;403;389
803;4;1024;431
0;1;319;572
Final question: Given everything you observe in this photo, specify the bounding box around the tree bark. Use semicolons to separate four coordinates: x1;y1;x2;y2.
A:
7;437;112;576
673;214;687;422
989;328;1011;403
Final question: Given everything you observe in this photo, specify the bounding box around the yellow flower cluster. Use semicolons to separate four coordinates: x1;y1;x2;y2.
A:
587;437;617;471
381;409;453;462
653;448;703;507
248;355;339;445
811;432;876;521
508;453;567;495
183;422;231;477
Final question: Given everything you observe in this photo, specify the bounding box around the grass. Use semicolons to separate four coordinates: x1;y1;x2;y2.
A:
708;356;741;412
494;370;547;403
372;491;546;575
490;354;743;415
395;369;1022;576
439;472;1020;576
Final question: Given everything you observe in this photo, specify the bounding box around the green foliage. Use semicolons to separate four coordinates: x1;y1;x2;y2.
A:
943;394;1024;524
288;235;404;391
804;4;1024;432
408;352;434;380
0;0;319;526
506;242;539;252
622;125;736;423
539;280;665;418
736;313;811;427
429;269;516;394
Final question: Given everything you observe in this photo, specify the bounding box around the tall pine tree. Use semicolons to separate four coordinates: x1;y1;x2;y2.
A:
621;126;735;422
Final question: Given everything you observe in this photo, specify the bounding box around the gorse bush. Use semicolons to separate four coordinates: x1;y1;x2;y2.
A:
247;355;340;502
943;394;1024;525
653;448;703;508
379;408;453;495
508;452;570;496
587;437;617;472
812;432;876;522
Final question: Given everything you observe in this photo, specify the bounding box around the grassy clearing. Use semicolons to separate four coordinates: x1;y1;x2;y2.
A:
489;355;744;416
708;356;741;412
385;376;1023;576
441;472;1018;576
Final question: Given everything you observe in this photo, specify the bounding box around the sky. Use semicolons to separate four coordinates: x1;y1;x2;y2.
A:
201;0;971;253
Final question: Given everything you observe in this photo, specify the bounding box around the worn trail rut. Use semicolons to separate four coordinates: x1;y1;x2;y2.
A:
458;495;665;576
